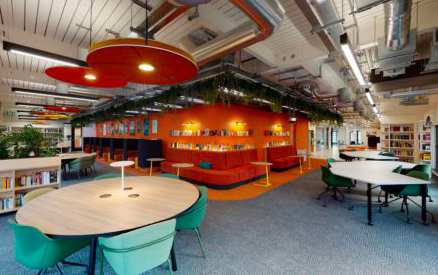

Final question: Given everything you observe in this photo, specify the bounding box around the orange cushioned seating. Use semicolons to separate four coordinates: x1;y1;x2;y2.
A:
161;149;265;189
127;150;138;161
266;145;301;171
113;149;123;160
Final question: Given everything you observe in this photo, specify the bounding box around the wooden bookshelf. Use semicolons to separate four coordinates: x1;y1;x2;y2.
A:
417;120;432;164
0;157;61;214
381;123;416;163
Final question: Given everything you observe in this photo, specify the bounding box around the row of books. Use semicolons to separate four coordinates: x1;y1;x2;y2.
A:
169;143;255;151
265;131;290;137
420;153;431;161
17;171;58;187
170;129;253;137
266;141;291;147
1;177;14;190
1;197;14;210
389;134;413;140
390;142;413;148
392;126;414;132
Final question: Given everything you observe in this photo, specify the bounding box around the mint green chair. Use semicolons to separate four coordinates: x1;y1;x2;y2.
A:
175;186;208;258
379;151;395;157
93;174;121;181
67;156;93;179
23;188;56;204
160;173;179;179
318;166;355;208
99;219;176;275
379;171;435;223
9;219;90;275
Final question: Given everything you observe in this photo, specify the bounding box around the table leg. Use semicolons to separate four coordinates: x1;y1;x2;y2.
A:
170;243;177;271
299;158;303;173
384;191;389;207
367;183;373;226
150;161;153;176
121;166;125;190
254;166;272;187
305;156;312;170
87;237;98;275
421;185;428;225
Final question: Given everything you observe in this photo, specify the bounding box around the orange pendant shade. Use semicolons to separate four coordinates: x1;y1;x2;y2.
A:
86;38;198;85
45;66;127;88
44;106;83;113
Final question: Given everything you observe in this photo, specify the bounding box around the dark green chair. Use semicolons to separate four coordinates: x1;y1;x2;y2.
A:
318;166;355;208
379;171;435;224
67;156;94;179
99;219;176;275
160;173;179;179
91;154;97;173
379;151;395;157
400;164;433;202
9;219;90;275
175;186;208;258
93;174;121;181
327;158;337;166
377;165;402;203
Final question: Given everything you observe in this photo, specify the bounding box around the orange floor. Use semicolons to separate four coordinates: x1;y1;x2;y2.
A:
97;158;328;201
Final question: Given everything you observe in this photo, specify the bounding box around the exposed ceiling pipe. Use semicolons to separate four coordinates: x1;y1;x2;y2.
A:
384;0;412;51
383;88;438;98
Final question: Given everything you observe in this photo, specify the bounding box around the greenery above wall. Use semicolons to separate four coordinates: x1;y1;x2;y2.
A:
0;125;60;160
72;71;343;126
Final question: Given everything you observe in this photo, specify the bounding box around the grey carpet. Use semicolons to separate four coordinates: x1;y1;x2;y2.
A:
1;163;438;275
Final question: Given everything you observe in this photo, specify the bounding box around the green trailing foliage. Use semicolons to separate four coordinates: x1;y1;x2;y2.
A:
72;71;343;125
0;125;61;160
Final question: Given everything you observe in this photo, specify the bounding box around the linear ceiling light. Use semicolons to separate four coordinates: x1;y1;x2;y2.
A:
365;88;374;105
15;102;46;108
12;87;99;102
372;105;378;114
340;33;366;86
3;41;87;67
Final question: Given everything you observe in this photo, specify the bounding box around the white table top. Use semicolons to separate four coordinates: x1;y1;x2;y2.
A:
110;161;135;168
329;161;430;186
342;150;398;160
171;163;194;168
251;162;273;166
58;153;94;160
16;176;199;236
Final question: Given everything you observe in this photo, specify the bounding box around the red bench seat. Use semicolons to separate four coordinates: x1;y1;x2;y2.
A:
161;149;265;189
267;145;301;171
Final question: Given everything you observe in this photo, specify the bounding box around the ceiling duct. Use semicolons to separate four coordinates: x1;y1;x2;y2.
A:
377;0;415;77
424;27;438;72
56;82;70;94
337;87;355;103
353;99;365;112
400;96;429;105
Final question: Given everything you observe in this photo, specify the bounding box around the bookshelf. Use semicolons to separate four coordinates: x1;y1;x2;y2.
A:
0;157;61;214
417;120;432;164
380;124;416;163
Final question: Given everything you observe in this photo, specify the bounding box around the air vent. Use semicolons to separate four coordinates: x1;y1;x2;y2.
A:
188;27;218;46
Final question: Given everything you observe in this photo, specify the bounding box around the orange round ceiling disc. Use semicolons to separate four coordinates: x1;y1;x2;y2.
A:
86;38;198;85
45;66;127;88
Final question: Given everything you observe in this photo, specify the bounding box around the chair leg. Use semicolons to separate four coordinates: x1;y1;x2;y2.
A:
317;188;332;201
377;189;383;203
37;270;47;275
193;228;206;258
61;260;88;268
402;196;411;224
55;264;64;275
406;197;437;223
77;171;80;179
428;195;434;202
167;258;173;275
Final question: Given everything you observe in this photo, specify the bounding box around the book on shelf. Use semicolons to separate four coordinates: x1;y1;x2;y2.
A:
1;197;14;210
16;171;58;188
1;177;14;190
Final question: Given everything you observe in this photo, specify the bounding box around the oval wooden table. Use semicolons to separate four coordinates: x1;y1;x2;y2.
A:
16;176;200;275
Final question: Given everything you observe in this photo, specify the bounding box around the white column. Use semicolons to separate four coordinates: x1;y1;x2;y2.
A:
353;121;357;144
346;121;350;146
328;126;332;148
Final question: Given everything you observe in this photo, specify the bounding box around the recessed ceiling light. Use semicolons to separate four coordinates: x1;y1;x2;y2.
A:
84;74;97;80
138;64;154;72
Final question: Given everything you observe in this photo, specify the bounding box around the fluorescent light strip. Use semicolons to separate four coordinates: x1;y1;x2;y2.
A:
372;105;378;114
10;49;79;67
340;34;366;86
179;96;206;104
16;103;44;108
154;102;183;109
13;88;98;102
365;90;374;105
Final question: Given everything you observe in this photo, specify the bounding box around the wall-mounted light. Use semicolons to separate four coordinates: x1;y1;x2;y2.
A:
182;122;197;126
276;124;284;128
235;122;247;126
12;87;99;102
3;41;87;67
340;33;366;86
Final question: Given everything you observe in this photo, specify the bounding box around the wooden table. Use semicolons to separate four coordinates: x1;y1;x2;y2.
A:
16;176;199;275
342;150;399;160
251;162;273;187
147;158;165;176
171;163;194;177
330;161;430;226
288;155;304;173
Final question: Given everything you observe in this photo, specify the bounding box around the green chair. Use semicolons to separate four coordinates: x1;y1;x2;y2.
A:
160;173;179;179
379;151;395;157
318;166;355;208
400;164;433;202
23;188;56;204
93;174;121;181
379;171;435;224
9;219;90;275
327;158;337;166
67;156;93;179
175;186;208;258
377;165;403;203
91;154;97;173
99;219;176;275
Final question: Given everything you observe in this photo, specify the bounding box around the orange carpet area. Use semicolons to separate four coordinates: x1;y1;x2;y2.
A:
96;158;328;201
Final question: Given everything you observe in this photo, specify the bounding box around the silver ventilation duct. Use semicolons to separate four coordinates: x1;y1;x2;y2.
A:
353;100;365;112
337;87;355;103
384;0;412;51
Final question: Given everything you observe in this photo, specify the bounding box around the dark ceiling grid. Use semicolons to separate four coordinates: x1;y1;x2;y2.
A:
6;51;11;69
77;0;111;47
61;0;83;42
35;59;41;74
69;1;95;45
90;0;124;42
43;0;54;36
23;0;26;31
52;0;67;39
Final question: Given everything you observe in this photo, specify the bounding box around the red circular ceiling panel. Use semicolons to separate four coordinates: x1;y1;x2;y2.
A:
44;106;83;113
45;66;127;88
86;38;198;85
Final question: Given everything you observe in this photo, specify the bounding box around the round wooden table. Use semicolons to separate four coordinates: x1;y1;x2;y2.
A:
251;162;273;187
171;163;194;177
16;176;199;275
147;158;165;176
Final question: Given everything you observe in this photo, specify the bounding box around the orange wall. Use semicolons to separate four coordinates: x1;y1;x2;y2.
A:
96;104;309;160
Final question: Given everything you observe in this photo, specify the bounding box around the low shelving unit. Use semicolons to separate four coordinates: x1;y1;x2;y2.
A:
0;157;61;214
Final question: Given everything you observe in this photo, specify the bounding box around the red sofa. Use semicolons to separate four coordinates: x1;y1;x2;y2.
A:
267;145;301;171
161;149;266;189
